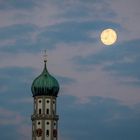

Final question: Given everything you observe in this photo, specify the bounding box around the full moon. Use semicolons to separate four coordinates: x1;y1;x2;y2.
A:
100;28;117;45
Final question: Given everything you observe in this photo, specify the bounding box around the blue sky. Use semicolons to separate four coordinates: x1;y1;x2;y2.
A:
0;0;140;140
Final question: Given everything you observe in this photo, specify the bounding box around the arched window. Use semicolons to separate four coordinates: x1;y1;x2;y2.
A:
39;109;41;114
53;129;57;137
46;109;49;114
46;130;49;137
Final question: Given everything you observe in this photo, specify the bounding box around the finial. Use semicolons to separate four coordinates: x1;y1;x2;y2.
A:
43;50;47;63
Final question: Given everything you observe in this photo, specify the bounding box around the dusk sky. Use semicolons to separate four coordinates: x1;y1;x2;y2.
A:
0;0;140;140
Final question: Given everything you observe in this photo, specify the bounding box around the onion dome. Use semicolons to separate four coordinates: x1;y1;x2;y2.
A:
31;56;59;97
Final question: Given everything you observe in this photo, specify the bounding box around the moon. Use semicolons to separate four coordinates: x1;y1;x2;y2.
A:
100;28;117;45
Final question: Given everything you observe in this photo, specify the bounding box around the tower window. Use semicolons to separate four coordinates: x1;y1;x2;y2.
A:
39;100;41;103
46;109;49;114
38;122;40;125
46;122;49;125
39;109;41;114
47;100;49;103
53;129;57;137
46;130;49;137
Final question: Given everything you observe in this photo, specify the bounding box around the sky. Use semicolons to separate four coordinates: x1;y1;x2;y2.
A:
0;0;140;140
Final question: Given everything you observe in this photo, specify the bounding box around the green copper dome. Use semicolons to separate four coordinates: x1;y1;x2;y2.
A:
31;61;59;97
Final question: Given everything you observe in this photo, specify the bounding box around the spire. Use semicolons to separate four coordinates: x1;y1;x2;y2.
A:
43;50;47;69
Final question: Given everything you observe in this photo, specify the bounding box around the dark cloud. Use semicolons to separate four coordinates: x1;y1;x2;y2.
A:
1;88;140;140
0;40;41;53
58;0;117;19
74;39;140;85
38;20;121;44
0;0;39;10
0;24;40;52
58;95;140;140
0;24;37;40
0;126;20;140
0;67;34;104
56;75;77;85
1;94;140;140
0;21;121;53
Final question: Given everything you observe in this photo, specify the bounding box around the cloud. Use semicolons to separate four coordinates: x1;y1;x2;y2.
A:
0;126;20;140
58;95;140;140
0;20;122;53
0;107;31;140
107;0;140;42
0;24;40;52
0;107;25;125
9;98;32;104
56;75;77;85
73;39;140;85
0;0;73;28
37;20;121;47
0;66;34;110
0;24;37;40
49;0;117;22
1;95;140;140
0;0;38;10
17;124;31;140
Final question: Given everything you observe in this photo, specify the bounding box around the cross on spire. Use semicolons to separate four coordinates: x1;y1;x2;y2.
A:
43;50;47;63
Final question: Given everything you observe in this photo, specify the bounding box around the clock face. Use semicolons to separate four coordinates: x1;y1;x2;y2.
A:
100;29;117;45
36;128;42;137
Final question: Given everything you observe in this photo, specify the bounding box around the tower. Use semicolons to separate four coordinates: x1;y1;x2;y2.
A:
31;55;59;140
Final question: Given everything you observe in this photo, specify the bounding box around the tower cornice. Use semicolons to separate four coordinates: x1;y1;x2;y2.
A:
31;114;59;121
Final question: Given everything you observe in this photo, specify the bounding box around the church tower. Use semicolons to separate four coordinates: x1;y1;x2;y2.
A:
31;54;59;140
